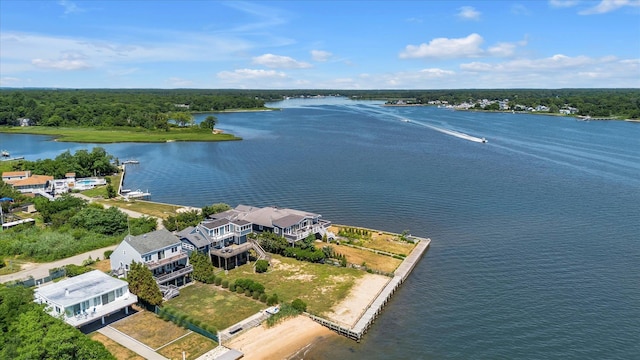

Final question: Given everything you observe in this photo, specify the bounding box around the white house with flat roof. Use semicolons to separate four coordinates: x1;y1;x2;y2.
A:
34;270;137;327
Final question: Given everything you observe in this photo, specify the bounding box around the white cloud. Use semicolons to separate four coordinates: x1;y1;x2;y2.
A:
0;77;22;86
217;68;288;81
166;77;195;87
549;0;580;8
0;31;253;75
579;0;640;14
511;4;532;15
252;54;312;69
400;34;528;60
399;33;484;59
457;6;481;20
31;56;91;70
58;0;84;15
311;50;332;62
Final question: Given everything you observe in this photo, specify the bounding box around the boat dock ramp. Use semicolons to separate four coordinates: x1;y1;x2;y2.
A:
308;237;431;341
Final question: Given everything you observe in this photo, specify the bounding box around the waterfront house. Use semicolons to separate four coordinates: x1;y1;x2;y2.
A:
212;205;334;244
34;270;137;328
2;170;31;182
178;217;254;269
3;174;53;195
110;229;193;287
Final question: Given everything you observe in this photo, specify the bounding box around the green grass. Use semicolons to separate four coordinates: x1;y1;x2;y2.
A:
95;198;182;219
0;126;241;143
219;255;364;316
164;282;265;330
157;333;217;360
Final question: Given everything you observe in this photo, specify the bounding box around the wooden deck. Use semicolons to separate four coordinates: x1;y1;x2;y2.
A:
308;237;431;341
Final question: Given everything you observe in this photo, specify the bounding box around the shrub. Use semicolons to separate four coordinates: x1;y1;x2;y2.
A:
244;289;252;297
221;279;229;288
255;259;269;273
267;293;279;306
104;250;114;259
252;291;261;300
215;277;222;286
229;283;236;292
236;286;244;294
291;298;307;312
64;264;91;277
260;293;268;303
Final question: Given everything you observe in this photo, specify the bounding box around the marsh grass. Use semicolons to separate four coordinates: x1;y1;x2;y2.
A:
0;126;241;143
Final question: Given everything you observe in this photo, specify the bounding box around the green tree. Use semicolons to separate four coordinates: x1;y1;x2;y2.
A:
170;112;194;127
190;251;216;283
200;115;217;130
127;261;163;306
201;202;230;218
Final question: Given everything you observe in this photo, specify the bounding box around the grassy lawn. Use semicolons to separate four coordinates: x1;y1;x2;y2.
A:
220;255;364;316
111;311;189;349
0;126;241;143
157;333;217;360
0;258;31;275
95;198;183;219
165;282;264;330
331;244;402;273
88;259;112;273
89;332;145;360
330;225;416;256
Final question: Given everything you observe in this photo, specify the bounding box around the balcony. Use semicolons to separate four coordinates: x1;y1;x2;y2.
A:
145;252;188;270
154;265;193;284
63;294;138;328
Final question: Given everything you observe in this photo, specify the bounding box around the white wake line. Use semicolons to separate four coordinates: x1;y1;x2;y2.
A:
412;121;487;143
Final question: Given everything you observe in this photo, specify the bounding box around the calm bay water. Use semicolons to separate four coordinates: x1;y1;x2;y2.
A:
1;98;639;359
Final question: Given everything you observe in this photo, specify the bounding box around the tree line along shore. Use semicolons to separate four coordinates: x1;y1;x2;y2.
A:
1;88;638;134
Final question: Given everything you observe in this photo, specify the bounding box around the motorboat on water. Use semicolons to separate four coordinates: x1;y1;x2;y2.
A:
481;138;488;143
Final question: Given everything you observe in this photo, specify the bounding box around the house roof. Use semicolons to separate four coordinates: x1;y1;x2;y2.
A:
35;270;128;307
177;226;211;248
6;175;53;186
272;213;306;228
244;206;318;228
2;170;31;178
123;229;181;255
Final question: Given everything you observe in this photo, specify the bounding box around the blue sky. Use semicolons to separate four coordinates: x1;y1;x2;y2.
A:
1;0;639;89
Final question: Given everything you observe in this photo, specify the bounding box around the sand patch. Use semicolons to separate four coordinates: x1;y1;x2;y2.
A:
226;316;333;360
324;273;390;327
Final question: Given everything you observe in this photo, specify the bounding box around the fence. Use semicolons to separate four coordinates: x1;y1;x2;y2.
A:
8;268;66;288
154;305;219;343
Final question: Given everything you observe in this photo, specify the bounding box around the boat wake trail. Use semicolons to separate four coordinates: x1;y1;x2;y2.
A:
412;121;487;143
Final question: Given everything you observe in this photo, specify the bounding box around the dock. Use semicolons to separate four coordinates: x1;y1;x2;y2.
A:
307;237;430;341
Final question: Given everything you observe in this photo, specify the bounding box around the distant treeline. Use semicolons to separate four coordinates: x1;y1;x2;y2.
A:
0;89;265;128
1;88;639;124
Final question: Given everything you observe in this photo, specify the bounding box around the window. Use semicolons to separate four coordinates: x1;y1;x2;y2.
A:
172;246;177;253
144;255;152;262
93;296;101;307
116;288;124;297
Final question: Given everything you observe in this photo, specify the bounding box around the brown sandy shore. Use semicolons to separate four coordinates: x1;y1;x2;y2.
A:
226;273;389;359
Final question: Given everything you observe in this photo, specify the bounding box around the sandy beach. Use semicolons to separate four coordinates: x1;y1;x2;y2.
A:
226;316;333;360
226;273;390;359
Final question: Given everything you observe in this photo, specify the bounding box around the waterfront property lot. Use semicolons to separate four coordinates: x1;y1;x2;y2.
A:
331;244;402;273
96;198;183;219
157;333;217;360
330;225;416;256
165;282;265;330
110;311;189;349
89;332;144;360
221;255;365;316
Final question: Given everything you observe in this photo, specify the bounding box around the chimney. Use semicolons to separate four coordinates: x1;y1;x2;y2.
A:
65;288;69;296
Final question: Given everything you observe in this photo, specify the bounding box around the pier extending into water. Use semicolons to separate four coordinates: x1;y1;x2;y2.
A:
308;237;431;341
